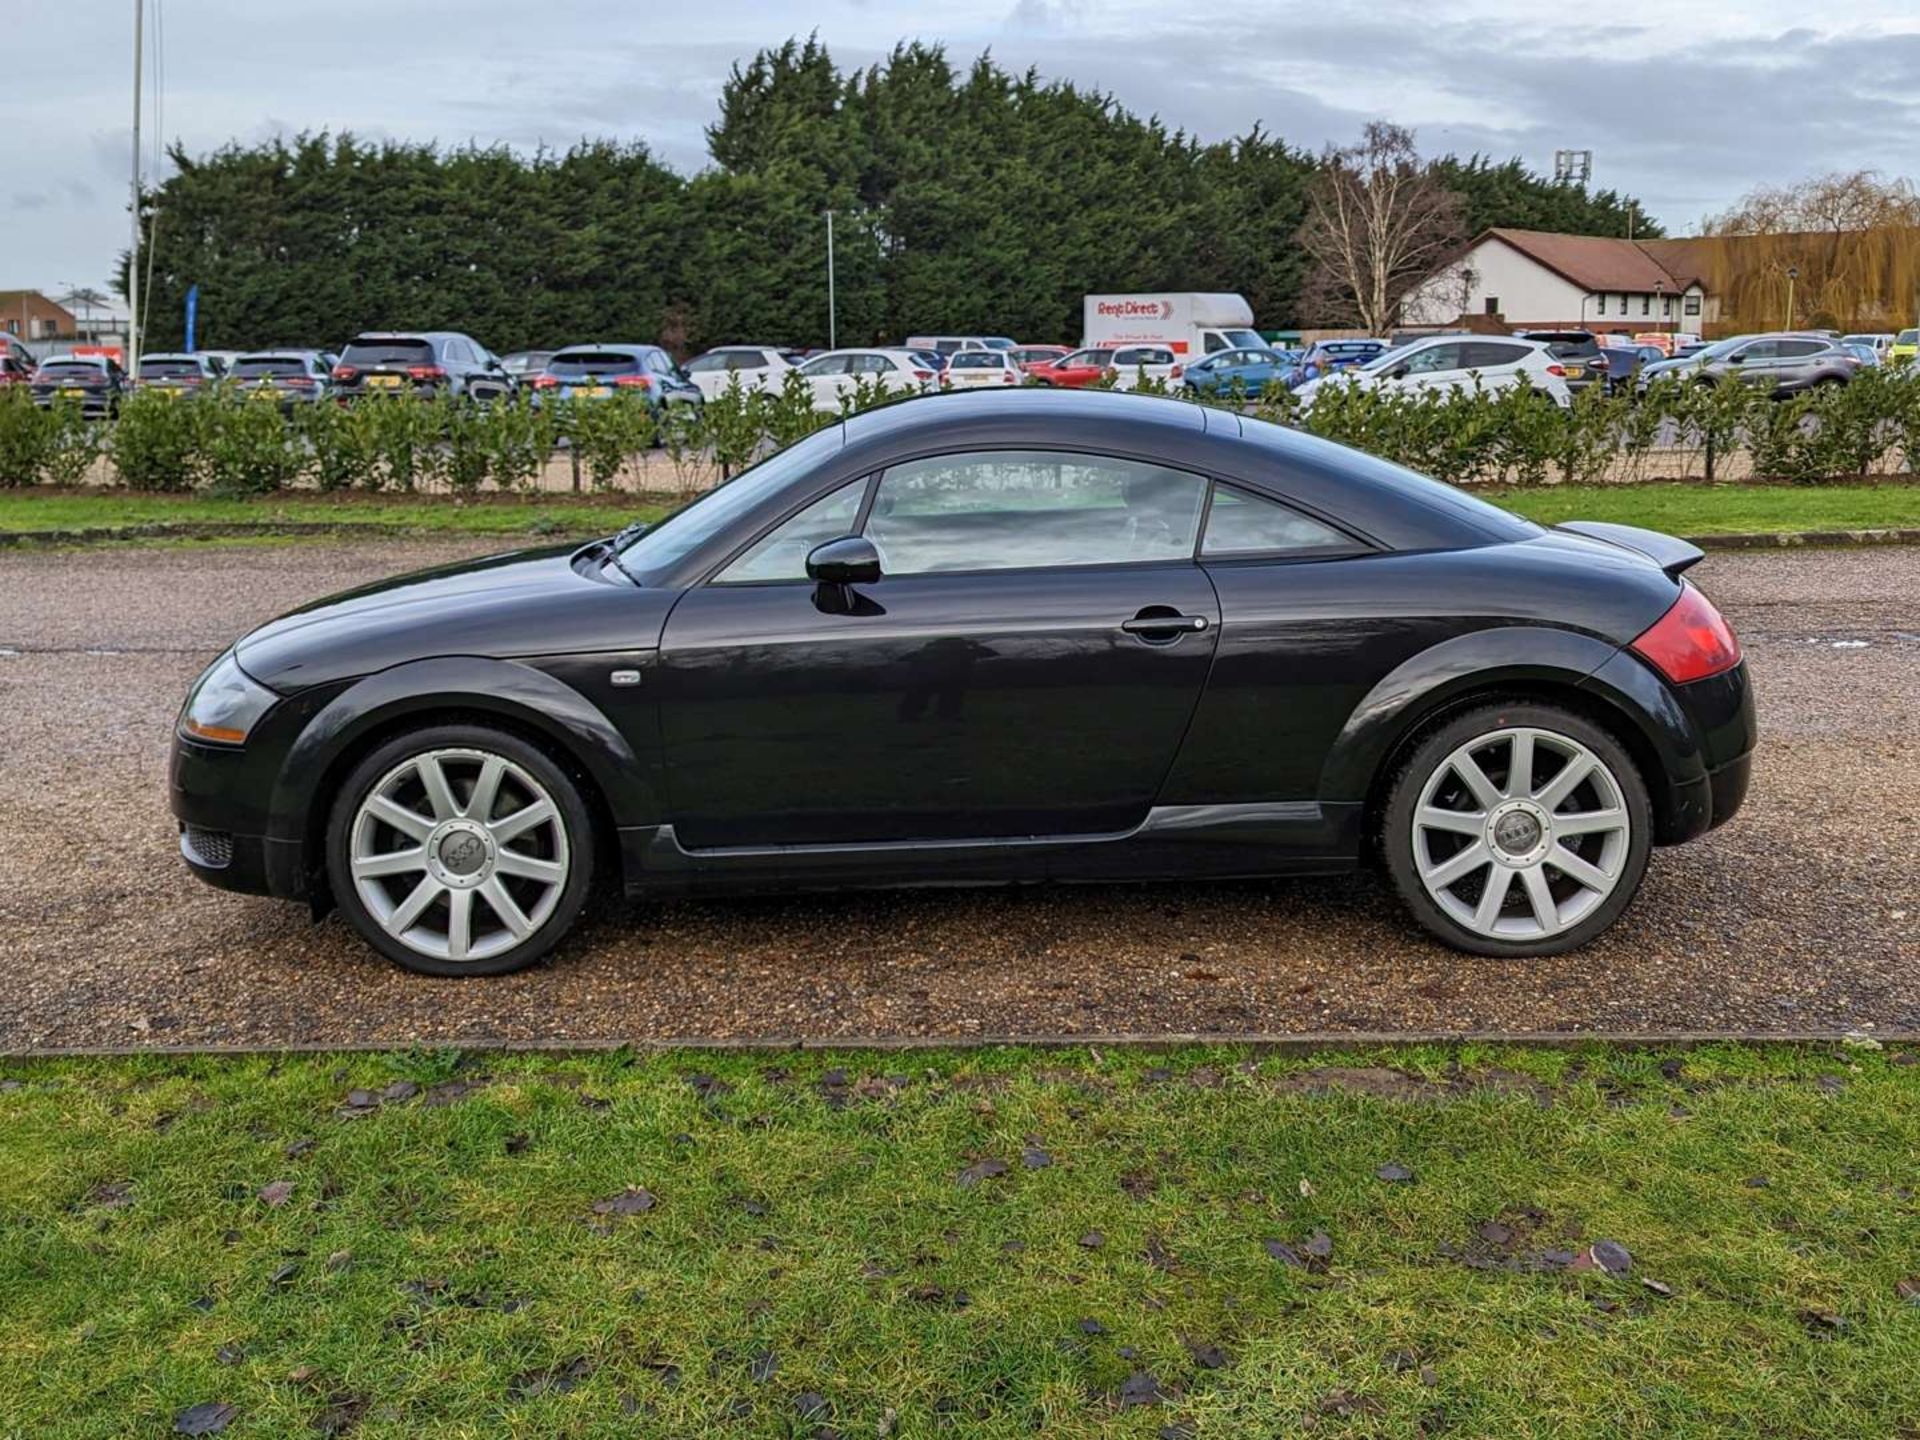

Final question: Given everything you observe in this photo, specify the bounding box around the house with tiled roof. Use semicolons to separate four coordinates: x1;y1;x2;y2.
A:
1401;229;1714;335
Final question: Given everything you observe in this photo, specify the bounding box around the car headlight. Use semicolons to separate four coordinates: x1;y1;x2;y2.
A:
179;651;277;745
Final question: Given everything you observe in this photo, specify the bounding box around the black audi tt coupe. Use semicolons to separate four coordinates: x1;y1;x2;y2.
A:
171;389;1754;975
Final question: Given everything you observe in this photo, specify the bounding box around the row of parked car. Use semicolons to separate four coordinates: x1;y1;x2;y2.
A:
12;321;1916;422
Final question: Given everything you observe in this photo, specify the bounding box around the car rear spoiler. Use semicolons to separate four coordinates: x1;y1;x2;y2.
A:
1554;520;1705;580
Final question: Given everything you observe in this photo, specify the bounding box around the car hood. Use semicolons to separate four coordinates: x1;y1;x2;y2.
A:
234;542;677;692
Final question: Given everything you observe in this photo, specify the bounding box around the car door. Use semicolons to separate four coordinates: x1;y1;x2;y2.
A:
1726;339;1778;387
801;354;851;410
1388;341;1469;395
655;449;1222;848
1771;338;1827;389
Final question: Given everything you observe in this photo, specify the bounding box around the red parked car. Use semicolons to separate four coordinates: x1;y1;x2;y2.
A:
0;352;33;387
1028;347;1114;387
1008;344;1071;374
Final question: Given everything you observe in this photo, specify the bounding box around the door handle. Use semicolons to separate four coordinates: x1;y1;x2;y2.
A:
1121;612;1209;636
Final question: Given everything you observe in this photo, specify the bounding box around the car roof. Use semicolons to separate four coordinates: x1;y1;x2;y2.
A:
552;343;657;355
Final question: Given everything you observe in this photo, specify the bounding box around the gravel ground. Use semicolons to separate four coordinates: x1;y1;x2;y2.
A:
0;539;1914;1051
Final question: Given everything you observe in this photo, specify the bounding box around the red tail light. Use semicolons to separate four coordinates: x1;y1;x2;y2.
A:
407;364;447;381
332;365;357;382
1546;364;1568;377
612;373;652;388
530;374;558;389
914;369;935;382
287;376;315;388
1002;369;1016;384
1169;364;1184;379
1631;582;1741;684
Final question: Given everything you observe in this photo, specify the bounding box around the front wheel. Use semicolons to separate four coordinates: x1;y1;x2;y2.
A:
1381;703;1652;957
326;725;595;976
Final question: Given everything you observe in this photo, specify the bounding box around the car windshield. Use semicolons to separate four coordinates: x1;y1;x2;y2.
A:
614;424;847;579
549;351;640;377
38;362;103;379
948;353;1003;369
1898;329;1918;344
233;357;311;377
342;339;434;366
139;358;202;378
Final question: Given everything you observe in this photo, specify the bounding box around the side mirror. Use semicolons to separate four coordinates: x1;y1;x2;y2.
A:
1390;365;1410;381
806;535;881;586
1726;352;1744;364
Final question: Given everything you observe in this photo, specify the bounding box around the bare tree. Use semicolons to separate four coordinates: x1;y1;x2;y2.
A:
1296;123;1465;333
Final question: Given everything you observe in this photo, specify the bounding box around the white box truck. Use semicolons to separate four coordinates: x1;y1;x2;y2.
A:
1082;292;1264;358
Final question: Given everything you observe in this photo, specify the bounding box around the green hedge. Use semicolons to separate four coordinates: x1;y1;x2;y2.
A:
4;367;1920;494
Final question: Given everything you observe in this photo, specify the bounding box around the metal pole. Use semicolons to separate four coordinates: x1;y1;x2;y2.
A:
825;209;837;350
128;0;143;372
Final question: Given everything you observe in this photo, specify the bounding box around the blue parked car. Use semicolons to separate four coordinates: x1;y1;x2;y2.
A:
1180;346;1301;400
1285;338;1390;387
530;344;702;413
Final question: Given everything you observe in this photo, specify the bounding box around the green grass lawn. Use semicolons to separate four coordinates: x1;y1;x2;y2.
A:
0;490;671;540
3;1044;1917;1437
3;482;1920;549
1487;482;1920;535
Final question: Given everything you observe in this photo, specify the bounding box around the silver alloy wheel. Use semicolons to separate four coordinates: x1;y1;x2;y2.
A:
1411;726;1631;942
347;747;570;964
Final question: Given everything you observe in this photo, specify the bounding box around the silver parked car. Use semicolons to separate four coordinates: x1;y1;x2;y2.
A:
1636;333;1864;396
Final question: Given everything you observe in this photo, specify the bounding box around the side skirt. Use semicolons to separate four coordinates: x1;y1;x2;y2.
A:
618;802;1364;897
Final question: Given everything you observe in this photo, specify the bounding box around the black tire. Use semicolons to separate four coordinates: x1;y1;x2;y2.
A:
325;723;596;977
1380;702;1653;958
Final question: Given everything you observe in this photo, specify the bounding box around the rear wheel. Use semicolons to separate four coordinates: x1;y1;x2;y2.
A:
326;725;595;976
1382;703;1652;957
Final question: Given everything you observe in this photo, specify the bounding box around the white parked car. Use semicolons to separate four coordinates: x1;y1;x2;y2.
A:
794;348;940;412
1107;344;1182;391
683;345;802;401
904;335;1018;356
940;351;1023;389
1293;335;1572;409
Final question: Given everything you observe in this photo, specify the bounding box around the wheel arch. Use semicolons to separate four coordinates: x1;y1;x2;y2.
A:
1321;627;1698;853
269;658;648;907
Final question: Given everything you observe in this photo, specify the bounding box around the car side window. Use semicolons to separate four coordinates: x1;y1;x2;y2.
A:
1735;341;1776;361
1776;340;1824;358
715;478;868;584
1403;343;1466;374
866;451;1208;575
1202;485;1353;558
1464;342;1530;368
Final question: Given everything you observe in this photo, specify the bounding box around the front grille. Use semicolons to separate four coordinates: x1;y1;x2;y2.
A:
181;824;234;869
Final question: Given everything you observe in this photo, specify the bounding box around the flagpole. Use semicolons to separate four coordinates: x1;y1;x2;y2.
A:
129;0;143;371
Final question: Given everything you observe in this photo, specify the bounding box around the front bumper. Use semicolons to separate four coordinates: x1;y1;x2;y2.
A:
170;732;308;899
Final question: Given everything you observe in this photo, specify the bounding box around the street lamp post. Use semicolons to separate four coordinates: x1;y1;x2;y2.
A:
128;0;142;373
1654;281;1665;341
823;209;837;351
1784;265;1799;332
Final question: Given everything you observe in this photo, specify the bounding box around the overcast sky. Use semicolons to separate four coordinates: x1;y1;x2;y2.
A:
6;1;1919;301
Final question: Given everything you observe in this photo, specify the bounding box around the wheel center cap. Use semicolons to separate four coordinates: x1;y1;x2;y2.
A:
426;820;494;887
1486;800;1551;865
1494;811;1541;854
